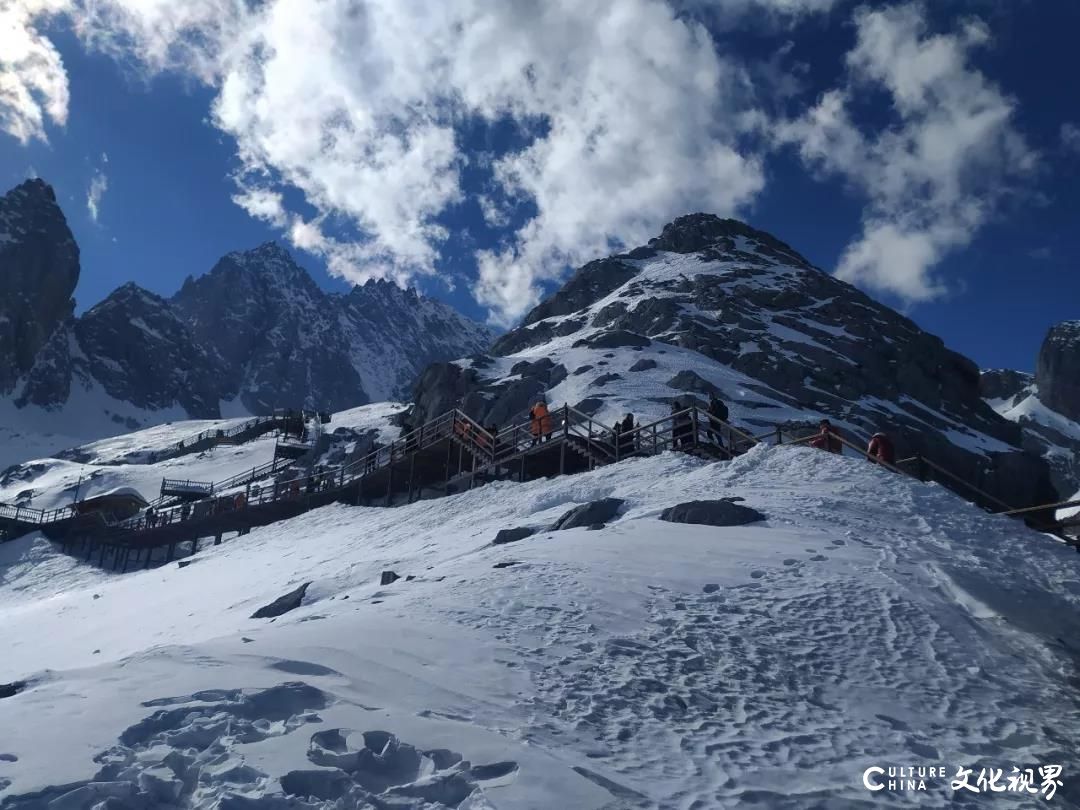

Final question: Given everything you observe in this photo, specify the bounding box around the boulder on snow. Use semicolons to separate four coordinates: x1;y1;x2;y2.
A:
666;370;723;398
572;330;651;350
628;358;657;372
380;571;401;586
551;498;625;531
251;582;312;619
493;527;536;545
659;500;765;527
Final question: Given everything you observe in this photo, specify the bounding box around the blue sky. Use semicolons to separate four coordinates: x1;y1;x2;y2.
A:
1;0;1077;372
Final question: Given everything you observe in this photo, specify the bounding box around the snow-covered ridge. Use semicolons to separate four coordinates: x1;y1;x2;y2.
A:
1;444;1077;807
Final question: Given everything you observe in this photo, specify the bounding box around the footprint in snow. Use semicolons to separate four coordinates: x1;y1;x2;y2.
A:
809;554;828;562
750;570;766;579
783;559;798;566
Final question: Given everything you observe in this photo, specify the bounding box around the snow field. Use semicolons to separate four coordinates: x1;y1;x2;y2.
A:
1;444;1078;807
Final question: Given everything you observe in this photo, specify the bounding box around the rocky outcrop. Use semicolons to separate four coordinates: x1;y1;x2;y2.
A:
0;179;79;394
1036;322;1080;422
250;581;312;619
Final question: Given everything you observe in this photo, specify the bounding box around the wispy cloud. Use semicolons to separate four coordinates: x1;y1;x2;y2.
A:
86;153;108;223
1061;122;1080;154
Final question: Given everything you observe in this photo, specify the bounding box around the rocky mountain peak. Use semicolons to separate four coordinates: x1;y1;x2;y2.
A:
1036;321;1080;422
647;213;812;267
0;179;80;394
5;177;58;205
417;211;1056;509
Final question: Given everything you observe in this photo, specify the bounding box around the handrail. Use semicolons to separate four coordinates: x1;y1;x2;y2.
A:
996;498;1080;517
892;455;1016;513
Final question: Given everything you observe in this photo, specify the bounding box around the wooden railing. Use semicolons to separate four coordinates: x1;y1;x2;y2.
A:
11;403;1078;550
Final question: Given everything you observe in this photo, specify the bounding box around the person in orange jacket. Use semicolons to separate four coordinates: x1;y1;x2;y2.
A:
530;401;552;445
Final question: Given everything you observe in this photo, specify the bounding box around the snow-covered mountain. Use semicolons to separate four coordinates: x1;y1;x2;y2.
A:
0;180;493;467
982;321;1080;498
173;244;495;411
412;214;1056;509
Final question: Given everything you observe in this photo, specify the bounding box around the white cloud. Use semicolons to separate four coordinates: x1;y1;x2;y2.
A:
0;0;71;143
1061;122;1080;154
775;3;1035;302
6;0;768;324
86;159;107;223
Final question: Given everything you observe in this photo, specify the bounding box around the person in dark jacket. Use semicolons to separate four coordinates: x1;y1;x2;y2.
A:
671;400;694;449
867;432;896;465
706;395;729;449
620;413;635;455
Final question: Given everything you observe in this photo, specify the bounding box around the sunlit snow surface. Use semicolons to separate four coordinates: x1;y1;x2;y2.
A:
2;444;1078;808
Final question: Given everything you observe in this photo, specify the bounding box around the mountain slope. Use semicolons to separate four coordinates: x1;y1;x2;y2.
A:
413;214;1054;508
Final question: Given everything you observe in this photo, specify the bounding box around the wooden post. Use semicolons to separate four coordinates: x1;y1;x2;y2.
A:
691;407;699;449
775;426;782;445
385;461;394;507
407;453;416;503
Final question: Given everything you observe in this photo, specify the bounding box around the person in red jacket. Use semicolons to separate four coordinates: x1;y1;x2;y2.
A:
867;432;895;465
808;419;842;454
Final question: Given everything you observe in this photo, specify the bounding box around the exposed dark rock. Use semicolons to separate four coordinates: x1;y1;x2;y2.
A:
573;365;594;376
515;258;637;330
493;561;520;569
660;500;766;527
573;397;605;416
980;369;1033;403
0;681;27;699
1036;322;1080;422
666;370;723;398
380;571;401;586
573;330;651;350
493;527;536;545
251;582;311;619
629;359;658;372
592;374;622;387
551;498;625;531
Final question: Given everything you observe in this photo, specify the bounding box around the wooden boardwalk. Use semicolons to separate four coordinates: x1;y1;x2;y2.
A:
7;404;1077;567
